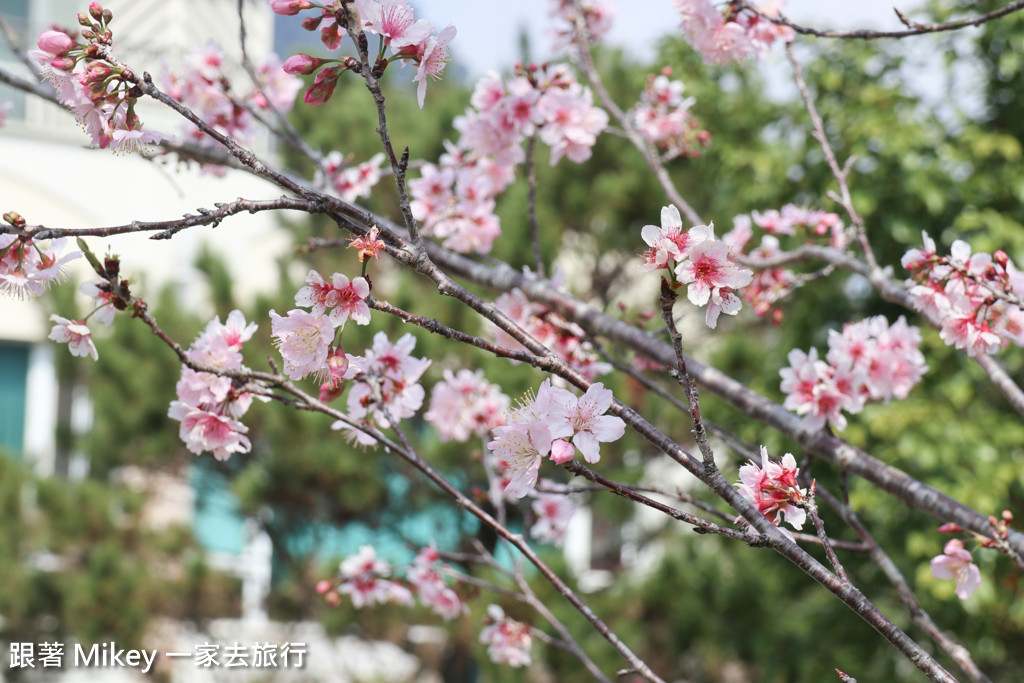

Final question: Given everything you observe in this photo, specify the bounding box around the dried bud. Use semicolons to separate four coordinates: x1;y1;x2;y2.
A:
3;211;24;227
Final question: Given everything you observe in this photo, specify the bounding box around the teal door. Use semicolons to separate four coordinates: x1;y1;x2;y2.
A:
0;342;29;458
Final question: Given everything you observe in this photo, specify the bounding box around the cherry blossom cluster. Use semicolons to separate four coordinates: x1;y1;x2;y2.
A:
674;0;794;65
318;546;466;619
0;215;79;300
329;332;431;446
902;232;1024;357
491;287;611;380
780;315;928;432
270;269;371;388
163;43;299;172
424;368;509;443
479;605;532;667
275;0;456;108
168;311;260;461
317;152;385;203
735;446;806;532
408;63;608;254
640;205;753;328
31;4;170;152
547;0;615;51
487;380;625;499
630;70;709;160
720;204;847;322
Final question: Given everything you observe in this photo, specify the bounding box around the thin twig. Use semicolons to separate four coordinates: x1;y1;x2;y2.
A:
739;1;1024;40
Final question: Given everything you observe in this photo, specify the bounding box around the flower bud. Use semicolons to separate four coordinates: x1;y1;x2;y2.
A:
994;250;1009;270
937;522;962;535
324;590;342;606
270;0;313;16
300;15;322;31
1003;509;1014;523
38;29;75;55
102;8;113;24
78;12;91;27
282;53;322;75
89;3;104;21
303;66;340;106
315;579;333;595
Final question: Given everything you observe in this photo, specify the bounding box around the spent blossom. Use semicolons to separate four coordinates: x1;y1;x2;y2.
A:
930;539;981;600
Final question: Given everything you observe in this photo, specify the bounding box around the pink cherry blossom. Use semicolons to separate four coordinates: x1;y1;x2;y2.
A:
48;315;98;360
270;309;335;380
354;0;432;49
327;273;371;326
80;280;116;326
479;605;532;667
546;382;625;463
487;421;555;499
736;446;807;530
425;368;509;442
338;332;431;434
413;24;456;109
930;539;981;600
167;401;252;461
673;227;753;328
407;547;466;620
530;492;575;546
0;236;79;299
337;546;414;608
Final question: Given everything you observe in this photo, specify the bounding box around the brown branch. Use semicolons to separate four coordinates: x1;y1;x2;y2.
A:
740;1;1024;40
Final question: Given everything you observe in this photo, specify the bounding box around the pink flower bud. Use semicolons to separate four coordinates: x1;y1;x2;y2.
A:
549;439;575;464
301;15;322;31
315;579;333;595
937;522;962;535
282;53;322;75
89;3;104;21
304;66;340;106
270;0;313;16
324;590;342;606
38;29;75;55
994;250;1009;269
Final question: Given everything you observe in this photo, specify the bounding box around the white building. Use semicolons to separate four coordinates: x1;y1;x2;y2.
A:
0;0;294;619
